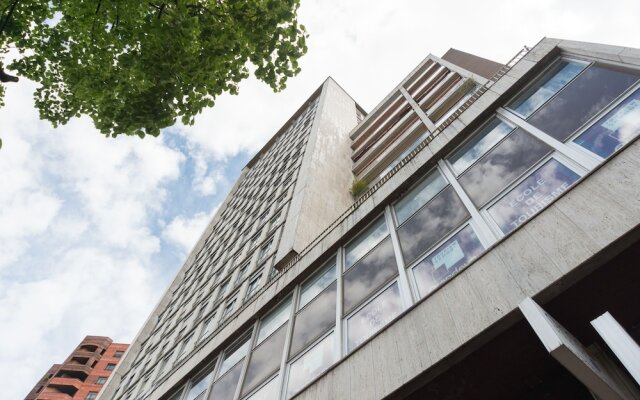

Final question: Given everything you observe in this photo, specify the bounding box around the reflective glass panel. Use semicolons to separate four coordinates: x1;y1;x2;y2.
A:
458;128;552;207
343;238;398;314
209;361;243;400
394;170;448;224
219;336;250;377
241;325;288;397
299;262;336;309
448;118;515;175
413;225;484;298
488;158;580;234
286;332;336;399
257;297;291;344
289;282;337;358
575;87;640;158
397;186;469;266
509;60;586;118
185;370;214;400
245;375;279;400
528;63;640;142
344;217;388;269
346;283;403;351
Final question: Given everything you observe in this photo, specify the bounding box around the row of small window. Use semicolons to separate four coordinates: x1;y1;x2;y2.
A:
152;55;640;400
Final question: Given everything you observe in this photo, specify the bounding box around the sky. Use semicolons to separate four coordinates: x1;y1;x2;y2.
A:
1;0;639;398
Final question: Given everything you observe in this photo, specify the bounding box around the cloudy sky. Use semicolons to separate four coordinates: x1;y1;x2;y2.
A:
1;0;639;398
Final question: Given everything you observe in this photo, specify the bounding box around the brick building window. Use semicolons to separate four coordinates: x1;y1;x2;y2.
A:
105;363;116;371
86;393;98;400
96;377;107;384
114;350;124;358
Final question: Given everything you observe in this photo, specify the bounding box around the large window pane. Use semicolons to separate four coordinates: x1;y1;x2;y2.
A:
394;170;448;224
241;325;288;397
528;63;640;142
185;370;214;400
448;118;515;175
289;282;337;358
575;87;640;158
299;263;336;309
458;128;552;207
413;225;484;298
344;217;388;269
343;238;398;315
219;336;250;377
209;361;243;400
509;60;586;118
245;375;279;400
397;186;469;266
286;332;336;399
346;283;403;351
488;158;580;234
257;297;291;344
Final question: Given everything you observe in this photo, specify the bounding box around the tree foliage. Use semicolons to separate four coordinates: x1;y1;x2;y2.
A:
0;0;307;138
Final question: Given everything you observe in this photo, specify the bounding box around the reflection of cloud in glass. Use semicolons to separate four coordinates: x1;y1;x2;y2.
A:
287;332;335;398
510;61;585;118
345;217;388;269
246;375;279;400
576;88;640;158
347;283;402;351
242;325;287;396
450;118;514;175
488;159;580;234
395;170;447;224
299;263;336;309
398;186;469;266
290;283;336;357
184;370;214;400
211;360;243;400
413;225;484;298
529;64;640;142
219;338;250;376
343;238;398;314
459;129;552;207
258;297;291;343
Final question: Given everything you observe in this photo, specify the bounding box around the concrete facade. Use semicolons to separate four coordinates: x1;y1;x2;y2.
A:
100;38;640;400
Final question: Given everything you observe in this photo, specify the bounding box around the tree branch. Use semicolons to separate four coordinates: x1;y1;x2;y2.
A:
0;0;19;39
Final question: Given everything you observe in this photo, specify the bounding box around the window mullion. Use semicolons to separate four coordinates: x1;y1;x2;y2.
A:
437;160;500;245
276;286;298;400
336;248;345;359
232;324;259;400
496;107;600;170
384;206;416;306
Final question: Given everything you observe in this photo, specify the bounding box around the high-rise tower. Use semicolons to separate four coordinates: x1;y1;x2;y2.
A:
100;39;640;400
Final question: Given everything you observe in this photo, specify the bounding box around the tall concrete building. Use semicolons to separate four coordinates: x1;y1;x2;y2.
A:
26;336;128;400
100;38;640;400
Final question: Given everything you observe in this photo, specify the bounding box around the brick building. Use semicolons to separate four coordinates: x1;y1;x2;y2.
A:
25;336;128;400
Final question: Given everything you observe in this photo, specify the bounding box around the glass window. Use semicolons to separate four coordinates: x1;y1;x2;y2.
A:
286;332;336;399
346;283;403;351
458;128;552;207
184;369;214;400
575;87;640;158
85;393;98;400
528;63;640;142
289;282;337;358
397;186;469;266
96;377;107;385
413;225;484;298
488;158;581;234
210;360;244;400
343;238;398;315
258;239;273;260
220;298;236;321
241;325;288;397
114;350;125;358
105;363;116;371
509;60;586;118
257;297;291;344
245;375;280;400
394;170;448;224
245;274;263;299
448;118;514;175
299;262;336;309
219;336;251;377
344;217;388;269
200;316;216;340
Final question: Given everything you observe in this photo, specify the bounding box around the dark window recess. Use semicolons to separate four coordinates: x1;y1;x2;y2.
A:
114;350;125;358
105;363;116;371
343;238;398;314
397;186;469;266
528;63;640;142
458;129;552;207
289;282;337;358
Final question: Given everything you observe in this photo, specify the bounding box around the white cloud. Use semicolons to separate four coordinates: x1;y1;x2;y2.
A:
163;211;215;253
